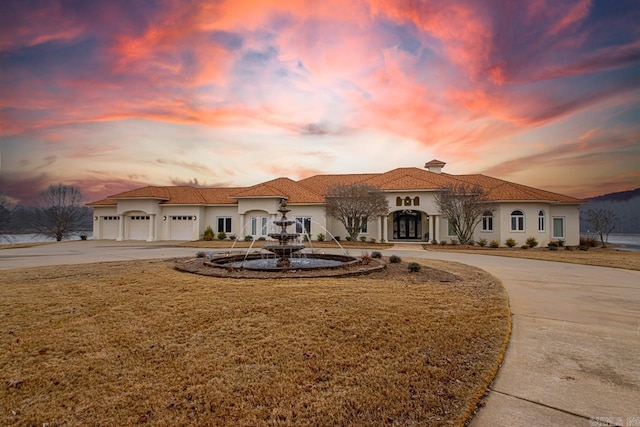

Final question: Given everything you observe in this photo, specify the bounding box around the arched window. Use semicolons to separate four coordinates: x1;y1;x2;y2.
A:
482;211;493;231
538;210;545;232
404;196;412;206
396;197;402;206
511;210;525;231
413;196;420;206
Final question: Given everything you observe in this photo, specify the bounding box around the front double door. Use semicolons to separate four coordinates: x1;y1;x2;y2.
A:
393;210;423;240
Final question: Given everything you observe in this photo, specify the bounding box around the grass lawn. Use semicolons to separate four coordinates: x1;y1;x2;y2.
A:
426;245;640;271
1;258;509;426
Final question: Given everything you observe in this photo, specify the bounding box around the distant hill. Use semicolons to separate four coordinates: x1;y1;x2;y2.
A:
580;188;640;234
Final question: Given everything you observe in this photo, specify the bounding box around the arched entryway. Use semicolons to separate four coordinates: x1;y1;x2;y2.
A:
393;210;423;240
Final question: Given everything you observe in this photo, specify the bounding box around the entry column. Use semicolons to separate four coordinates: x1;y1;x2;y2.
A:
434;215;440;243
117;215;124;241
147;214;155;242
238;214;245;239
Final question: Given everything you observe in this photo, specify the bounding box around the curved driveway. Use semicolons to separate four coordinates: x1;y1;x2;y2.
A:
2;241;639;426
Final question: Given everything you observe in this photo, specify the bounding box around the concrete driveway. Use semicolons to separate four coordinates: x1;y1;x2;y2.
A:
2;241;639;426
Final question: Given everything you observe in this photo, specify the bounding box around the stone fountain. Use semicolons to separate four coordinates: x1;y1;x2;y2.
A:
262;199;305;268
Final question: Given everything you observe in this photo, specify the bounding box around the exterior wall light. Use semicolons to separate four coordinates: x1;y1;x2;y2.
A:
94;216;98;221
193;215;197;221
163;215;167;221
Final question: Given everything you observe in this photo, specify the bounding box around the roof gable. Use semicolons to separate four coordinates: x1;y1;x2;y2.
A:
231;178;325;203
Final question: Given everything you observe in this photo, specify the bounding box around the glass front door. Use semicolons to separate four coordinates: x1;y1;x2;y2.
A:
393;211;422;239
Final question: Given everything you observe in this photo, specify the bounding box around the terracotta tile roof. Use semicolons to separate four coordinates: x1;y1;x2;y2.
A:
362;168;460;190
86;198;117;206
297;173;379;196
198;187;243;204
230;178;325;203
89;167;582;206
107;186;172;200
452;174;583;203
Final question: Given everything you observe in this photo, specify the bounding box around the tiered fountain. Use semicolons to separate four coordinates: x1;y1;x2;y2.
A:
263;199;305;268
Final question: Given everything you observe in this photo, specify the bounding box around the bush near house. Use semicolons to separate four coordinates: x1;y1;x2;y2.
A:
203;226;215;241
229;234;237;241
217;232;227;240
489;240;500;248
477;238;488;247
525;237;538;248
505;238;517;248
371;251;382;259
360;236;367;242
244;235;253;242
548;242;559;251
317;233;326;242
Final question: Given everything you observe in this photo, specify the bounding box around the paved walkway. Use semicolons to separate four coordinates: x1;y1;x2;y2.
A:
2;241;639;426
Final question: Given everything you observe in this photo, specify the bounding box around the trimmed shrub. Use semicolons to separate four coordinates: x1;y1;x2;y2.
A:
334;236;341;242
203;226;214;241
317;233;326;242
505;238;517;248
196;251;206;258
408;262;421;273
521;245;529;249
360;236;367;242
229;234;237;241
440;240;447;246
389;254;402;263
244;235;253;242
557;239;565;247
548;242;558;251
80;235;87;240
580;235;598;247
345;236;353;242
371;251;382;259
478;238;488;247
217;231;227;240
525;237;538;248
431;239;438;245
257;236;266;241
489;240;500;248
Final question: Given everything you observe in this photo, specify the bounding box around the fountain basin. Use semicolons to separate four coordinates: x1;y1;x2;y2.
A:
207;253;360;272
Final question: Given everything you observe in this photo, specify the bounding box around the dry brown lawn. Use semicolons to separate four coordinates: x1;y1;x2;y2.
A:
426;245;640;271
1;258;509;426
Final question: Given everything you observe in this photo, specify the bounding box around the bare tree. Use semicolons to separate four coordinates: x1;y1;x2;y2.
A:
434;183;494;245
584;208;618;248
325;183;389;241
29;185;87;241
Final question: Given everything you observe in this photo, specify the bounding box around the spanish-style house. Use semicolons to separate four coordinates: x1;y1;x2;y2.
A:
87;160;583;246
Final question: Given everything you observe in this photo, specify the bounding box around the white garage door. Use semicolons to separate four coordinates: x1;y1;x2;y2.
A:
170;216;194;240
101;216;119;239
128;215;149;240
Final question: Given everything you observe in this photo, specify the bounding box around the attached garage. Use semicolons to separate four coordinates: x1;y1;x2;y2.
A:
128;215;149;240
100;216;119;239
169;215;194;240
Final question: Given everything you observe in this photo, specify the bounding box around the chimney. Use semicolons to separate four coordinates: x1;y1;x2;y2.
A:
424;159;446;174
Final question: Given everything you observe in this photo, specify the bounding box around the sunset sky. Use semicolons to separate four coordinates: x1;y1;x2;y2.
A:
1;0;639;205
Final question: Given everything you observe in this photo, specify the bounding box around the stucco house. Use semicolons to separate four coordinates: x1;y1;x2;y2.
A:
87;160;583;246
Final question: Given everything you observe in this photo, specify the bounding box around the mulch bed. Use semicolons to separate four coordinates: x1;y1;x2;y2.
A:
175;256;461;282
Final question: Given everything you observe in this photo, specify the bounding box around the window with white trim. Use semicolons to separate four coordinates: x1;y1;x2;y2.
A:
347;216;367;233
131;215;150;220
538;210;545;232
171;216;193;221
295;217;312;234
510;210;524;231
217;217;232;233
103;216;119;220
552;217;565;239
482;211;493;231
447;219;456;236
